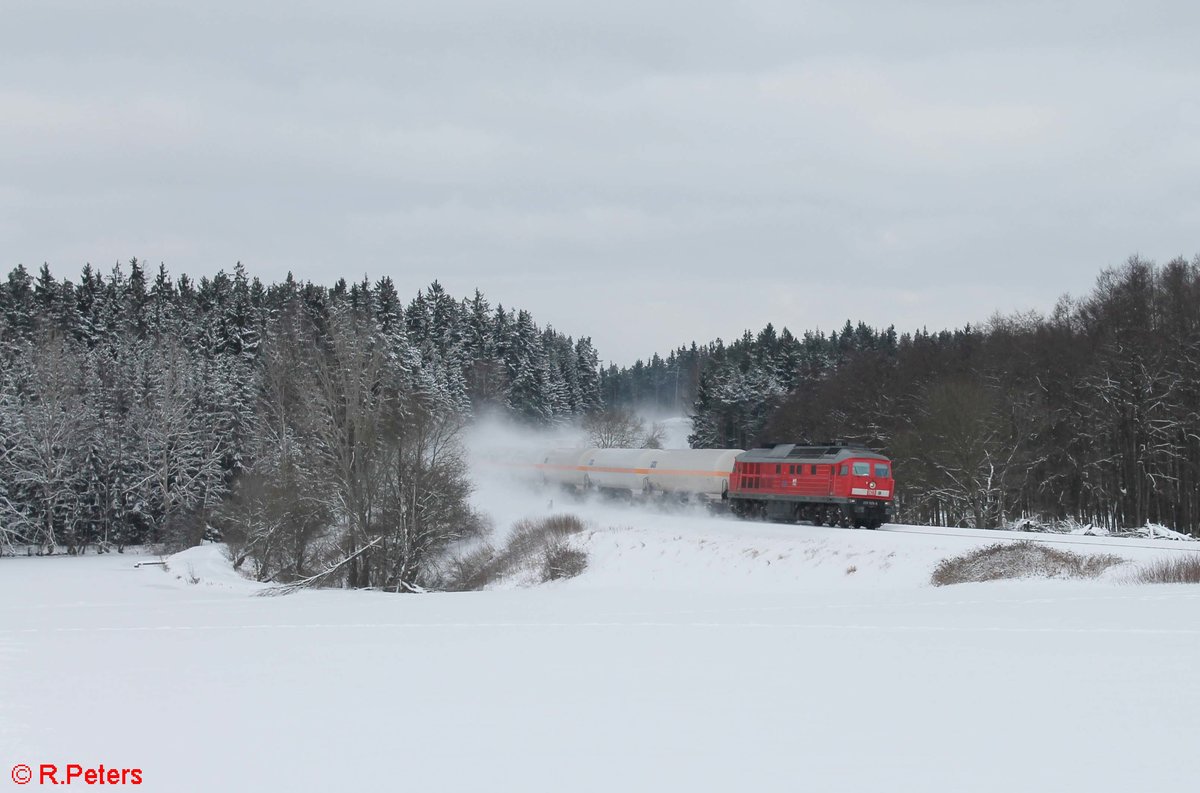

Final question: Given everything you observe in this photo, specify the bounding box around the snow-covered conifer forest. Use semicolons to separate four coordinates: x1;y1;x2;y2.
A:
0;260;601;578
2;254;1199;578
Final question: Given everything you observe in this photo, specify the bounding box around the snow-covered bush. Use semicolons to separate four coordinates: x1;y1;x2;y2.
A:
541;542;587;582
931;541;1124;586
1130;556;1200;584
444;514;588;590
443;543;502;591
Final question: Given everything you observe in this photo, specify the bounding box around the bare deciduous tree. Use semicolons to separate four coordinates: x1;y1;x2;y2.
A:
583;408;664;449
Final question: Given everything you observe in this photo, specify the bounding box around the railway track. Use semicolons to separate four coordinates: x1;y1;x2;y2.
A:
492;463;1200;554
876;524;1200;553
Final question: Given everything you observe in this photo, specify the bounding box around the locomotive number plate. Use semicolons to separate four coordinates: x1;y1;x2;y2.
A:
851;487;891;497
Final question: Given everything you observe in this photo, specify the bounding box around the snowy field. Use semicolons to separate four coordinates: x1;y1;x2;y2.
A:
3;491;1200;792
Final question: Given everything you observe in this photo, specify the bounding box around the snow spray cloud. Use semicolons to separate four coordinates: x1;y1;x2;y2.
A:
462;412;710;543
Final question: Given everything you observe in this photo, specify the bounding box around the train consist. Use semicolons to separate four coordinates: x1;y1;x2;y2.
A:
509;443;895;530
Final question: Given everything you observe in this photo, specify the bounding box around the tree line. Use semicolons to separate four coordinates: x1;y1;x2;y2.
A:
0;260;601;588
5;253;1197;570
605;256;1200;534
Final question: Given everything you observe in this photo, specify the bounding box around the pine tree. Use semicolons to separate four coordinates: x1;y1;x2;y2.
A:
505;310;552;423
574;336;602;413
3;264;35;346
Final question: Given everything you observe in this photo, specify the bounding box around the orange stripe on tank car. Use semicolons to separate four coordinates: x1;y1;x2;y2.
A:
650;468;729;478
521;463;728;478
573;465;728;477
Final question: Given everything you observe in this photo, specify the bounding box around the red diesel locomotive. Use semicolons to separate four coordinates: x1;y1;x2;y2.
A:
729;443;894;529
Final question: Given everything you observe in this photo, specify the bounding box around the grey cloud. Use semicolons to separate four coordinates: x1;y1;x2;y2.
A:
3;1;1198;364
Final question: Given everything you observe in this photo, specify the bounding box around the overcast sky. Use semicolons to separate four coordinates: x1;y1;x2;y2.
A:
3;1;1198;365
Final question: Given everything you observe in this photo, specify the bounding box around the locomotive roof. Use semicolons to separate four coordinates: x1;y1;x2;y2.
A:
736;443;889;464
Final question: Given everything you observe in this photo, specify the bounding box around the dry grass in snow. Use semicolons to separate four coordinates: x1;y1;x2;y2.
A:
447;514;589;589
1129;554;1200;584
931;541;1125;586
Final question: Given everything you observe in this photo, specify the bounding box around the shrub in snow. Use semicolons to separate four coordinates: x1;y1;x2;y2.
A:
931;542;1124;587
444;544;502;591
1130;556;1200;584
445;514;589;590
541;542;588;582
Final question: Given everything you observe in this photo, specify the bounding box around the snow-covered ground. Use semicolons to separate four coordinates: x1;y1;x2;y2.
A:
3;489;1200;792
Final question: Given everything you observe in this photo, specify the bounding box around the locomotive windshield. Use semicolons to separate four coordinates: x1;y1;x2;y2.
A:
852;462;870;476
875;464;890;478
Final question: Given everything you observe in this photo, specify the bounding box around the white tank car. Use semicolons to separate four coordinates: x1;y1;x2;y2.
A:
537;448;591;489
579;448;660;493
643;449;743;501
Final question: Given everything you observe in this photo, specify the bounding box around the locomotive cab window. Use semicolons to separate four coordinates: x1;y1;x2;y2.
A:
839;464;849;476
875;464;890;478
811;465;817;475
776;464;781;474
852;462;870;476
